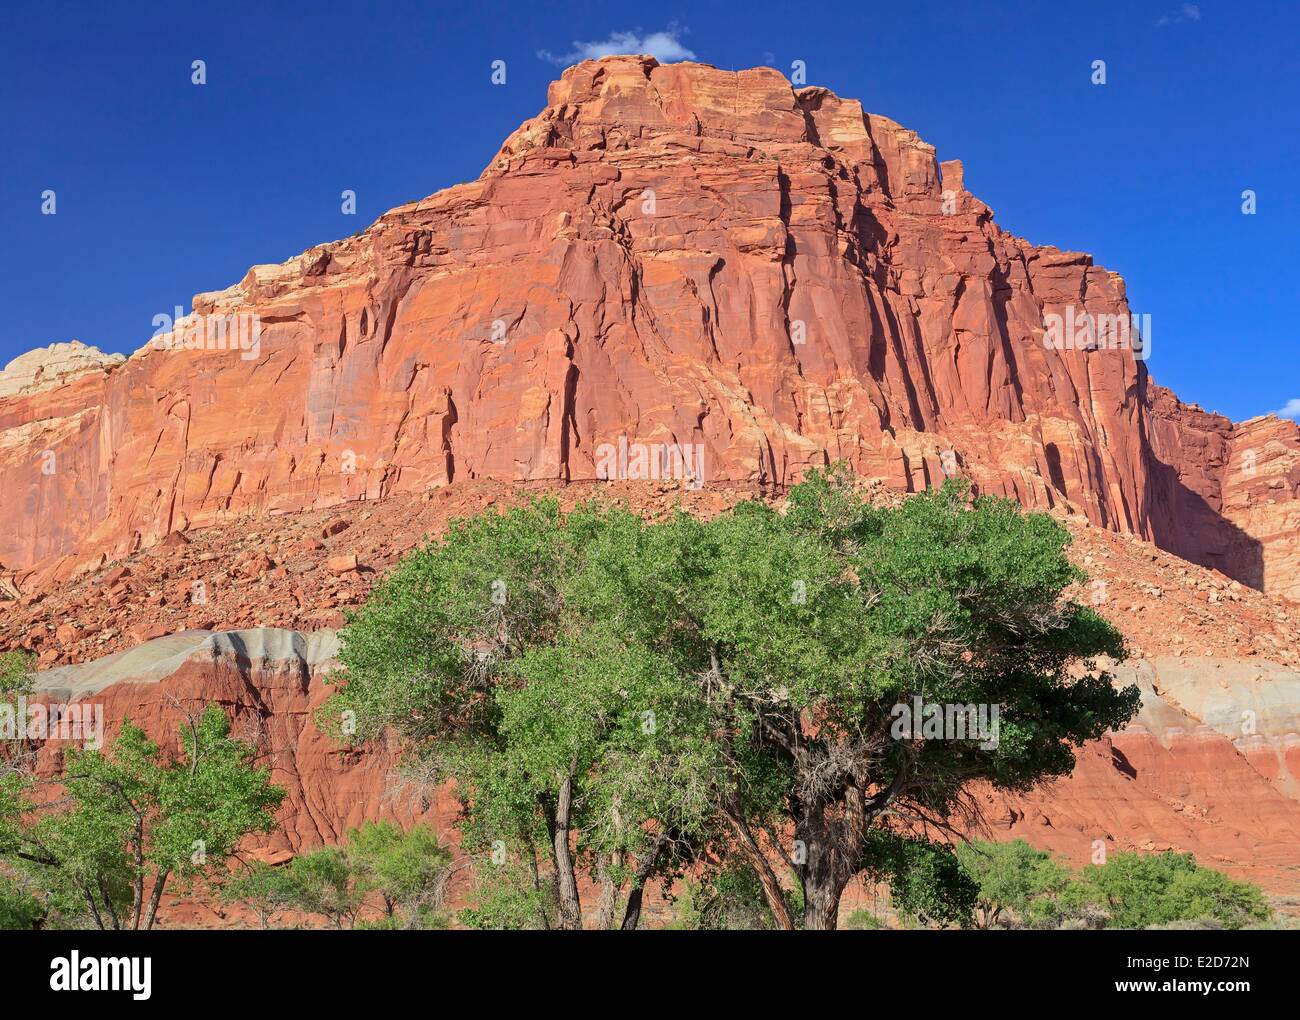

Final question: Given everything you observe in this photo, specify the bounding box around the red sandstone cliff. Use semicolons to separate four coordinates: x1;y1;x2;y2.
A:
1145;388;1300;600
1;56;1294;599
4;57;1300;919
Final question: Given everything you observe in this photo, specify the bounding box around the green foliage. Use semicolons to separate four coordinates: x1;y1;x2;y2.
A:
771;472;1132;792
345;820;452;926
0;872;44;929
663;878;703;930
667;861;786;930
0;650;34;769
219;861;300;929
1074;850;1271;930
663;472;1134;926
943;842;1272;930
279;847;362;929
0;704;284;930
864;831;977;927
955;839;1071;928
326;499;723;927
327;469;1140;928
459;857;557;930
0;650;32;700
223;822;454;929
353;909;449;930
843;907;885;929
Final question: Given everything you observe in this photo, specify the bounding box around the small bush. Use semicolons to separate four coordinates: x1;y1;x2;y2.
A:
459;858;556;930
1075;851;1271;930
952;842;1272;931
223;821;452;929
843;908;885;930
0;873;44;930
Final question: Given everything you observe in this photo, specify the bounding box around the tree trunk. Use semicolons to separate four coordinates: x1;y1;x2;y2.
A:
799;817;852;930
549;776;583;930
594;852;622;930
620;883;647;931
143;872;168;931
526;848;551;930
99;877;122;931
131;817;145;930
802;874;848;930
82;886;106;931
720;805;794;930
620;834;667;930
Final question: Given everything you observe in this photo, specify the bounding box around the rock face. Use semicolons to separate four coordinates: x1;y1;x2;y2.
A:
4;57;1300;914
27;629;445;854
8;466;1298;903
0;56;1295;600
26;631;1300;896
1145;391;1300;601
0;341;124;401
989;658;1300;892
5;476;1300;673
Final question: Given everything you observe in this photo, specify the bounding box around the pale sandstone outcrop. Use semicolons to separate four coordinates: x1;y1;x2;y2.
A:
28;628;439;854
0;341;124;400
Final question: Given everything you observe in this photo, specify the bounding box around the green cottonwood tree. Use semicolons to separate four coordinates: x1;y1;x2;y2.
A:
323;501;719;930
328;472;1138;930
616;473;1138;928
345;820;453;927
279;847;362;929
0;704;284;930
219;860;299;929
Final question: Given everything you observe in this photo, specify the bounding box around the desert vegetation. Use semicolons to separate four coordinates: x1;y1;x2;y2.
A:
322;470;1142;929
0;702;282;930
219;821;454;929
0;474;1279;930
652;840;1272;931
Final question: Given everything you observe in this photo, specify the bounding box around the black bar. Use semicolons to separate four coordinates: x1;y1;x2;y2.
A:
1;929;1285;1006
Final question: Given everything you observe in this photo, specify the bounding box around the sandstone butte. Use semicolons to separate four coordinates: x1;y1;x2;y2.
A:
3;56;1300;922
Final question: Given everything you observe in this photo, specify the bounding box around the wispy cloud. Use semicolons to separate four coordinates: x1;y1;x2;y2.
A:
537;25;696;66
1277;398;1300;420
1156;4;1202;27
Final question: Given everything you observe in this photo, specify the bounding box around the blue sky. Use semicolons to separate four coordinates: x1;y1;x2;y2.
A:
1;0;1296;421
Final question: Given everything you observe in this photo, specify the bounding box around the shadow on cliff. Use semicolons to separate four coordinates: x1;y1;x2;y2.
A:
1143;455;1265;591
1109;746;1137;780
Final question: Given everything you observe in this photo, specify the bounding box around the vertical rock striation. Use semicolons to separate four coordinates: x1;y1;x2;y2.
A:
0;56;1294;598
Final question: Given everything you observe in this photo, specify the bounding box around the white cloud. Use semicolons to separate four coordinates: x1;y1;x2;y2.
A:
1277;398;1300;420
1156;4;1201;26
538;25;696;66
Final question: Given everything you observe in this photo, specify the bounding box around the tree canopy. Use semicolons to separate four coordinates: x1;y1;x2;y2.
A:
0;704;283;930
326;470;1140;928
